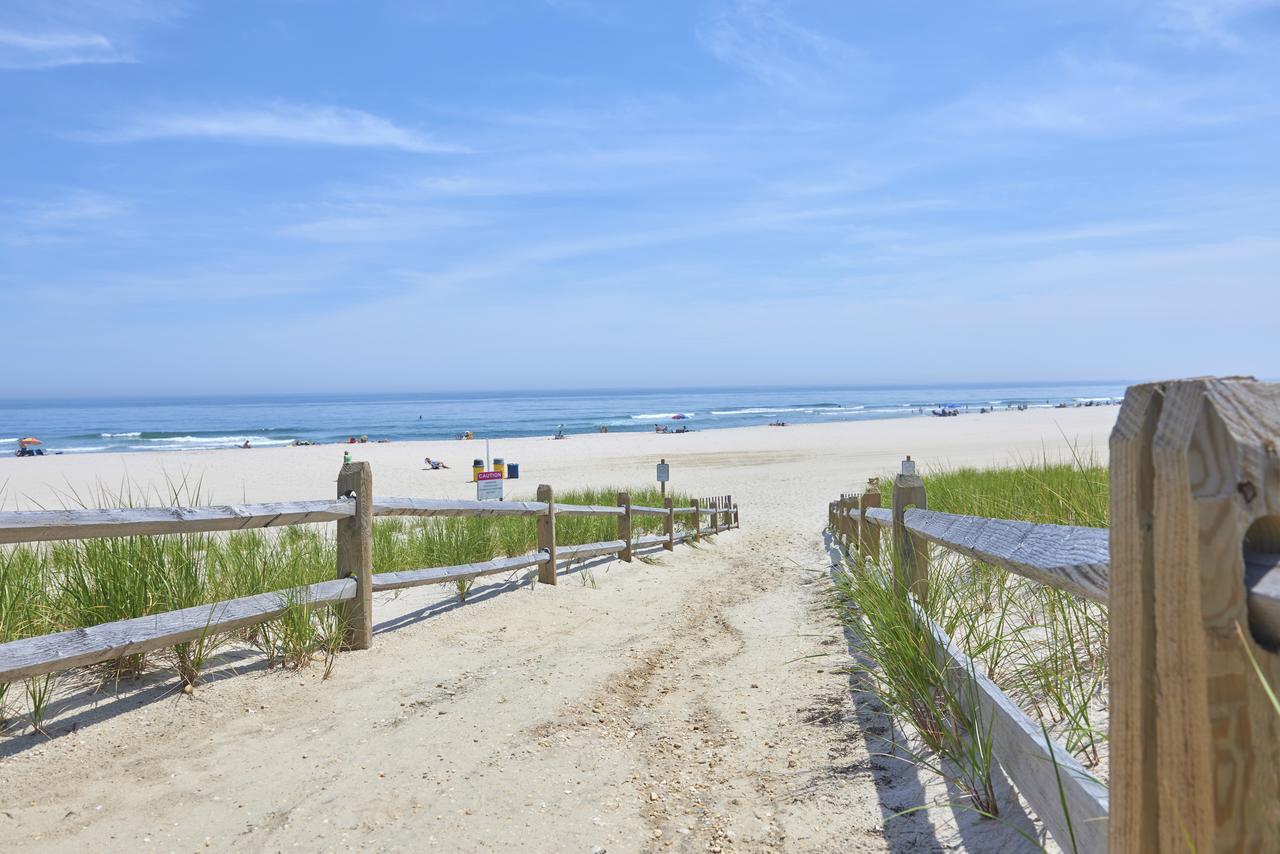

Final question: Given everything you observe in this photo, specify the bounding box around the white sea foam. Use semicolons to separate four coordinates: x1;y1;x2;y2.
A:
100;431;142;438
630;413;694;420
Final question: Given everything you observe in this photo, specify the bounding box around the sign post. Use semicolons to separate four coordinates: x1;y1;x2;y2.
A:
656;459;670;498
476;470;504;502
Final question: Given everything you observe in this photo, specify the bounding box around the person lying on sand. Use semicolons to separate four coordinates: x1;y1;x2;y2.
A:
424;457;449;470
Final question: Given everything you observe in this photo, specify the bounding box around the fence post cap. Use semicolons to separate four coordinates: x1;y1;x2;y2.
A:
900;456;916;475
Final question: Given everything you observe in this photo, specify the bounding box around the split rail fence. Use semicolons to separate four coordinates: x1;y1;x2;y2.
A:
828;376;1280;854
0;468;739;685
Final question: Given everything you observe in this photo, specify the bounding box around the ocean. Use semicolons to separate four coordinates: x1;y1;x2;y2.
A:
1;381;1127;455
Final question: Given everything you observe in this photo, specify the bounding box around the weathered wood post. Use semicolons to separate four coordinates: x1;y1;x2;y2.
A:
617;491;632;562
712;496;721;534
1110;377;1280;853
690;499;701;542
663;497;675;551
843;494;855;548
336;461;373;650
892;458;928;604
536;484;557;585
859;479;882;564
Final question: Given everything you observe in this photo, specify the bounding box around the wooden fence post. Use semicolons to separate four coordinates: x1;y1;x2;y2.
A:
536;484;557;585
336;461;373;650
617;491;632;562
843;495;855;548
892;457;929;605
712;496;721;535
690;499;701;542
859;479;881;564
1110;377;1280;853
663;497;675;551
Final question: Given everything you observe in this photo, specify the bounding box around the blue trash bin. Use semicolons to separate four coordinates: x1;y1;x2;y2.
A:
507;462;520;479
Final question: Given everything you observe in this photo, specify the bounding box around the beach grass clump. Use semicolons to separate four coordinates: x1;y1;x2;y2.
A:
831;452;1110;819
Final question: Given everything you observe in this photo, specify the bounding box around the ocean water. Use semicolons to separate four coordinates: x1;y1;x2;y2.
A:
0;381;1127;455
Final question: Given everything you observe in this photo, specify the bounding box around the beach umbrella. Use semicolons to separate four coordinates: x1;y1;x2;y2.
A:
18;437;41;446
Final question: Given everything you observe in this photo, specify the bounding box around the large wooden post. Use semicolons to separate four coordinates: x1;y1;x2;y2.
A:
617;491;632;562
843;495;855;548
663;497;675;551
690;499;701;542
536;484;557;585
1110;377;1280;853
712;496;721;535
892;458;928;604
336;461;373;650
859;480;882;564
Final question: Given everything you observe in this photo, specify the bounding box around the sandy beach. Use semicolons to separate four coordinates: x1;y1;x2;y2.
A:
0;407;1117;852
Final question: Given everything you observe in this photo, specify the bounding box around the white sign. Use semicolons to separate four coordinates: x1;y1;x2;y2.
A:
656;462;670;483
477;470;504;501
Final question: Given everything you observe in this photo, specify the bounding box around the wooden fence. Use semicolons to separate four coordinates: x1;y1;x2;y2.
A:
0;466;739;685
828;377;1280;854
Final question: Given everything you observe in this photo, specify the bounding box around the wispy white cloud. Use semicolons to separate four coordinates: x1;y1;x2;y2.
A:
1156;0;1280;48
99;104;465;153
698;0;859;93
0;191;129;246
0;28;129;69
940;54;1273;136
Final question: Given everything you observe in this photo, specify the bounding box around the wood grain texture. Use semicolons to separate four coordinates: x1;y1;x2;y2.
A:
633;534;668;549
556;540;627;561
617;492;632;562
554;504;626;517
865;507;893;527
371;552;546;592
903;508;1109;604
374;497;548;517
337;462;373;650
0;578;356;682
859;485;882;563
628;505;669;516
663;498;675;551
1108;382;1161;854
1148;378;1280;852
536;484;557;585
910;597;1110;853
893;468;929;605
0;500;356;545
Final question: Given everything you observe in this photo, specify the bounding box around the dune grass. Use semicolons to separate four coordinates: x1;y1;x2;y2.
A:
0;483;693;732
831;451;1110;822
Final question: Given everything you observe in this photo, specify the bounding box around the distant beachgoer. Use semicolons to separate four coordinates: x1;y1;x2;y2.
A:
241;440;251;449
424;457;449;470
344;450;352;464
348;436;357;444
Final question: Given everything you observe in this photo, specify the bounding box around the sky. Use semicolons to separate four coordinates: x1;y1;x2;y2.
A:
1;0;1278;397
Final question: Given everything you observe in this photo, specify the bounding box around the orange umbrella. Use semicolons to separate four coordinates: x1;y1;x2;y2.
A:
19;437;41;446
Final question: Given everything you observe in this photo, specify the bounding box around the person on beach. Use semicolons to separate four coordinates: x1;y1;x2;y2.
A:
424;457;449;470
241;440;252;449
344;450;352;464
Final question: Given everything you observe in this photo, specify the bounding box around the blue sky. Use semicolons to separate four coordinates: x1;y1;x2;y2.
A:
2;0;1278;396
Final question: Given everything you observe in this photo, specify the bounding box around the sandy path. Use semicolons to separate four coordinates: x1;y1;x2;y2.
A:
0;407;1117;852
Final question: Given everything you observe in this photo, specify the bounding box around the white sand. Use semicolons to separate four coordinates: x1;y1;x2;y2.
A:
0;407;1116;852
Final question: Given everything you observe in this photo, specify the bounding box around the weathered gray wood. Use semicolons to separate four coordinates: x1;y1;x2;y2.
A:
618;491;633;562
690;500;700;542
554;503;626;516
903;508;1110;605
0;578;356;683
633;534;668;549
671;506;698;515
374;497;548;518
663;497;675;551
865;507;892;527
371;552;547;592
557;540;627;561
628;505;669;516
337;462;373;650
910;597;1110;853
859;481;882;563
893;459;929;605
0;500;355;545
536;484;557;585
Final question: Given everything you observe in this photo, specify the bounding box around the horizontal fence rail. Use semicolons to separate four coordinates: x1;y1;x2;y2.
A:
842;502;1280;642
0;579;357;683
0;469;740;688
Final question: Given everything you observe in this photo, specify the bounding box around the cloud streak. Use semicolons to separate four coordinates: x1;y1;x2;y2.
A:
0;28;130;68
101;104;465;153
